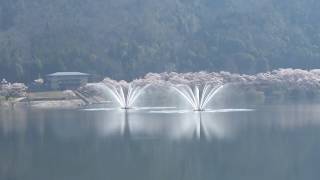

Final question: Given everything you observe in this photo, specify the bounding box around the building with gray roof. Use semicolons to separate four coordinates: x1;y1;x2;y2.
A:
45;72;90;90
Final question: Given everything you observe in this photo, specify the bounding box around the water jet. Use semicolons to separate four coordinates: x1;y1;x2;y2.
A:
172;84;223;111
103;82;150;109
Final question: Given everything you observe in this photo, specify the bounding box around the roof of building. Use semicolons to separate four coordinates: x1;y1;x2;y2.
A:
46;72;90;77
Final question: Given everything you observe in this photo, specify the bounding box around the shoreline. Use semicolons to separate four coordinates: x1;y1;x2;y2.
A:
0;91;89;110
0;99;86;110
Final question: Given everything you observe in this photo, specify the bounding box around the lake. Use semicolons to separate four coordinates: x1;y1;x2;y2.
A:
1;104;320;180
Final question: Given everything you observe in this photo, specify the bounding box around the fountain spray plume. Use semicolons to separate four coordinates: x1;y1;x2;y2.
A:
103;78;151;109
143;72;225;111
172;84;224;111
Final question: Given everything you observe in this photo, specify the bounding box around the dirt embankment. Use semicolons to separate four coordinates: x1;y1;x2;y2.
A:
0;91;87;109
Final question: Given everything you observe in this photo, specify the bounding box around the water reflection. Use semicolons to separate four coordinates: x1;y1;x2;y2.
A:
0;107;253;141
2;104;320;180
85;108;249;141
4;104;320;141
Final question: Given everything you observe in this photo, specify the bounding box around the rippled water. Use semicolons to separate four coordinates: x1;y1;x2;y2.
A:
1;104;320;180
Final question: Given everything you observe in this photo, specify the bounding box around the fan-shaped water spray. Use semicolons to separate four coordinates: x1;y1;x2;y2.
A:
172;84;224;111
104;83;150;109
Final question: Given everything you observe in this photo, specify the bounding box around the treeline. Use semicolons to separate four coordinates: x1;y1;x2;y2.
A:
1;0;320;82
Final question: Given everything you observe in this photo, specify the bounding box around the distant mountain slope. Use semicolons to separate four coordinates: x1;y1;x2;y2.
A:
1;0;320;82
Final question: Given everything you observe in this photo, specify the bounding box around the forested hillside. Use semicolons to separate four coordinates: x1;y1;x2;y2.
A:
1;0;320;82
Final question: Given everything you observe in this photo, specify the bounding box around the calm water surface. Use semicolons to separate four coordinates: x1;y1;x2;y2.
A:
1;104;320;180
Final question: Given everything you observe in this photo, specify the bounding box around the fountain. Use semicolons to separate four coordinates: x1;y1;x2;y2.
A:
81;72;226;111
103;82;150;109
172;84;224;111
